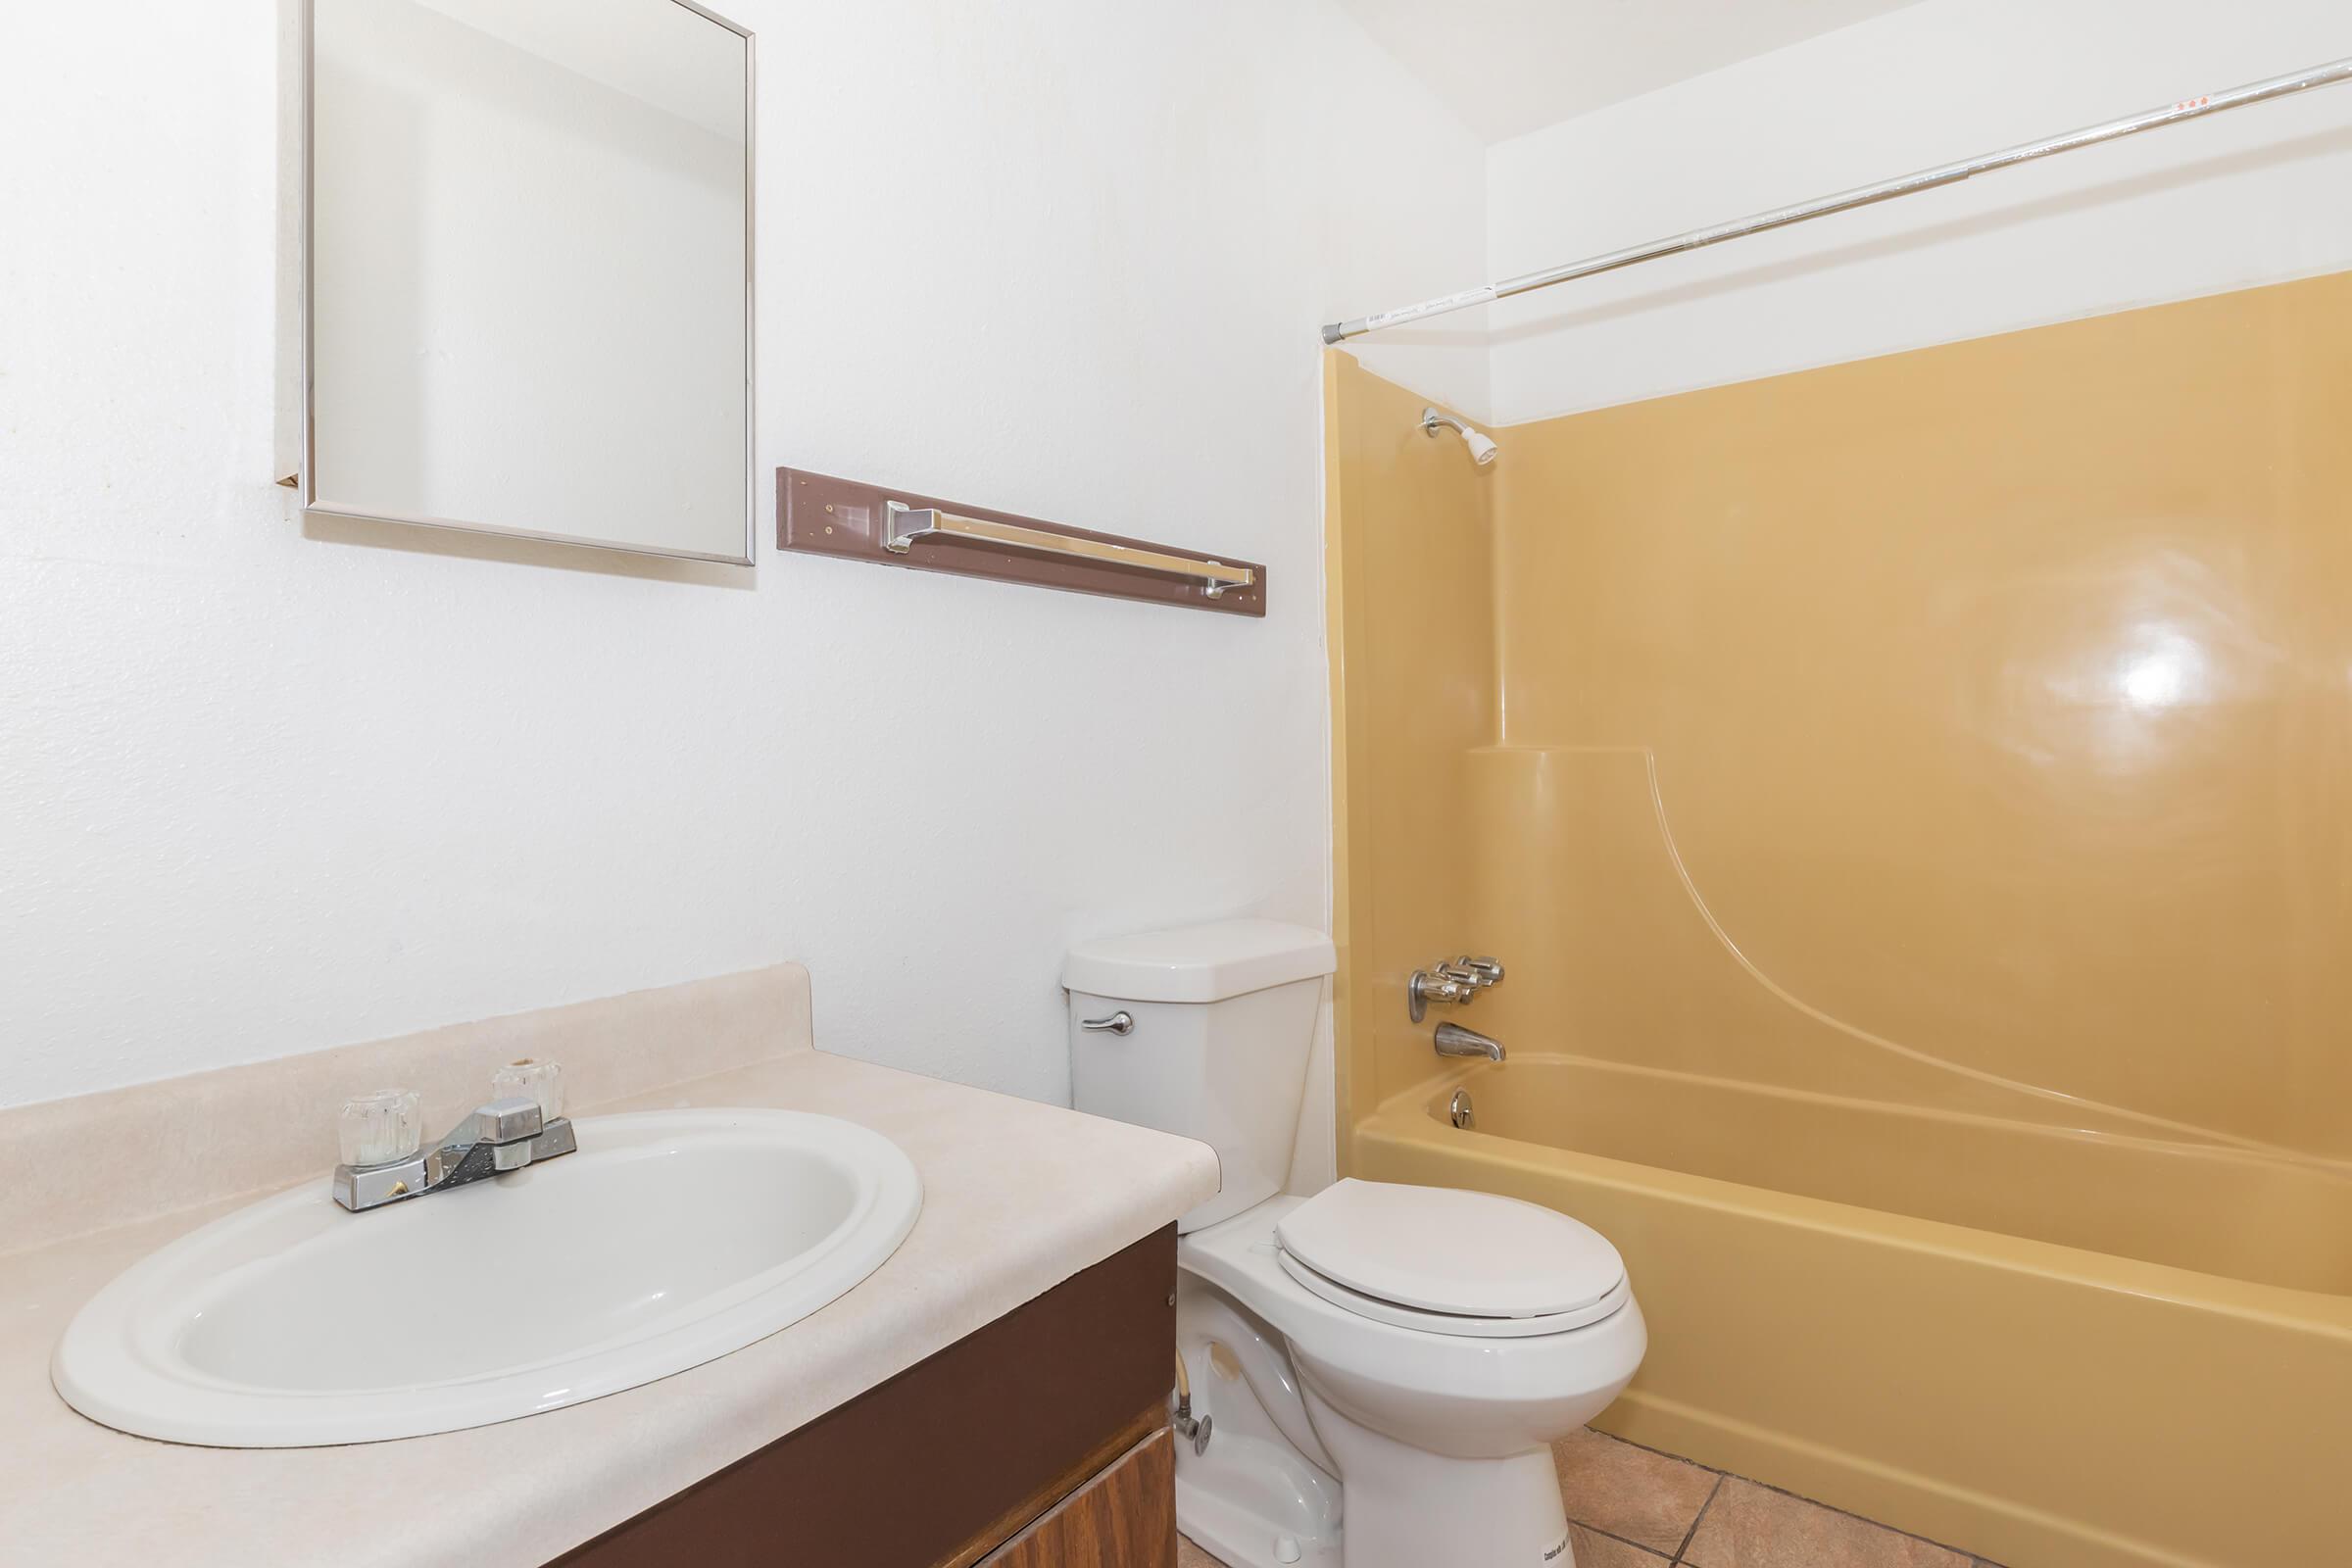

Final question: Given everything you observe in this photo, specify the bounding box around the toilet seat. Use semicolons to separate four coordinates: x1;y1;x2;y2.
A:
1273;1178;1625;1326
1276;1248;1632;1338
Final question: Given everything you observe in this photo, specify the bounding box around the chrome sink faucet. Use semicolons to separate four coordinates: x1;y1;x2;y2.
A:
332;1061;576;1212
1433;1022;1505;1063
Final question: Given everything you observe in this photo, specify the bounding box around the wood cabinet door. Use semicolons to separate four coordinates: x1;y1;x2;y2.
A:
551;1230;1176;1568
979;1428;1175;1568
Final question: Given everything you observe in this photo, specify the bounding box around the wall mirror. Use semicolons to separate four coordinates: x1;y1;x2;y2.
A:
303;0;754;564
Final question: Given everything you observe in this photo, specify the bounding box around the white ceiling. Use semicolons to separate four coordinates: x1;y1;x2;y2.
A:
1338;0;1927;144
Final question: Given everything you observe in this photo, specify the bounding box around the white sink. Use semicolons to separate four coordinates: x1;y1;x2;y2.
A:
52;1108;921;1447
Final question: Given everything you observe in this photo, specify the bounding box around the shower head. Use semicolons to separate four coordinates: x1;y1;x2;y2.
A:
1420;407;1499;466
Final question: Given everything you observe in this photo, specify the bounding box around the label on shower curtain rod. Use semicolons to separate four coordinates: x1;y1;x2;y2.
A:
1364;285;1498;332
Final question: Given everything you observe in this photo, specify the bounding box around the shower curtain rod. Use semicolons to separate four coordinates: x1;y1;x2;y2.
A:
1320;55;2352;345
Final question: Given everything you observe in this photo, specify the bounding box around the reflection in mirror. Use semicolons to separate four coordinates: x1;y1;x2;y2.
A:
306;0;752;563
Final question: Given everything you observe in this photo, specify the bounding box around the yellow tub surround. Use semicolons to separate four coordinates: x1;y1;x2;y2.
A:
0;966;1218;1568
1325;269;2352;1568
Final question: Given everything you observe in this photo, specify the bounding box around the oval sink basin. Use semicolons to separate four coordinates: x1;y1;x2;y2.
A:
52;1108;921;1446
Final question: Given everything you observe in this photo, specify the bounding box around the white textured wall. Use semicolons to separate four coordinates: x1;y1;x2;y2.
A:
1486;0;2352;423
0;0;1486;1115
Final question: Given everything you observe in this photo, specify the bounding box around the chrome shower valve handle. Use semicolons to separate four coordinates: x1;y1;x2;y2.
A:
1407;967;1472;1022
1407;954;1505;1021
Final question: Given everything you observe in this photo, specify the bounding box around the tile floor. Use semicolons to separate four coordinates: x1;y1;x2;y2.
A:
1175;1426;2006;1568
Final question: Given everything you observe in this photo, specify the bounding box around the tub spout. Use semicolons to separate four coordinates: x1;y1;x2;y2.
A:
1434;1022;1504;1062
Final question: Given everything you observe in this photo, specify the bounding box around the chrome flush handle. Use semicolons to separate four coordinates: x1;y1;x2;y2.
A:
1080;1011;1136;1035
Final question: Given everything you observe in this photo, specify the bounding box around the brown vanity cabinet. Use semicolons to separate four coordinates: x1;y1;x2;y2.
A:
554;1227;1179;1568
978;1428;1175;1567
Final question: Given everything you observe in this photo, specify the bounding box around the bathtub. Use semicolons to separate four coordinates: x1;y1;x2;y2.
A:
1350;1054;2352;1568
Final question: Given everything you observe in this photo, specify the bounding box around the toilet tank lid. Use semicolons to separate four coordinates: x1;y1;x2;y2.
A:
1062;919;1337;1004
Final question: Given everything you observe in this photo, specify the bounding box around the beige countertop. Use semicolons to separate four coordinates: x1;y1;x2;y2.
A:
0;969;1220;1568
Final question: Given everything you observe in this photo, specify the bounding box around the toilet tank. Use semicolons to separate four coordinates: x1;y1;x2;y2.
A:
1064;919;1338;1232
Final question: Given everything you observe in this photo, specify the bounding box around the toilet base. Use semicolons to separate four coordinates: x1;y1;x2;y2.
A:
1303;1382;1572;1567
1176;1468;1343;1568
1169;1323;1577;1568
1172;1299;1345;1568
1177;1431;1572;1568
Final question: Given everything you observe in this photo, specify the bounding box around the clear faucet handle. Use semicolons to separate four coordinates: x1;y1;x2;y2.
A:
491;1058;564;1121
338;1088;421;1167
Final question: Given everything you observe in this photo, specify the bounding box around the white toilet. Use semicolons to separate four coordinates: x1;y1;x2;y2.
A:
1065;920;1646;1568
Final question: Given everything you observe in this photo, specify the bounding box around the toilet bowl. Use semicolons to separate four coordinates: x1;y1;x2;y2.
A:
1065;921;1647;1568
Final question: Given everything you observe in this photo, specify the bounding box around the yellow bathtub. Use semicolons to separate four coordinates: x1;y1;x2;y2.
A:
1352;1055;2352;1568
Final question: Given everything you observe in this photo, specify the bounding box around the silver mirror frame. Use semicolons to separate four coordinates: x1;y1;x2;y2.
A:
297;0;757;566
